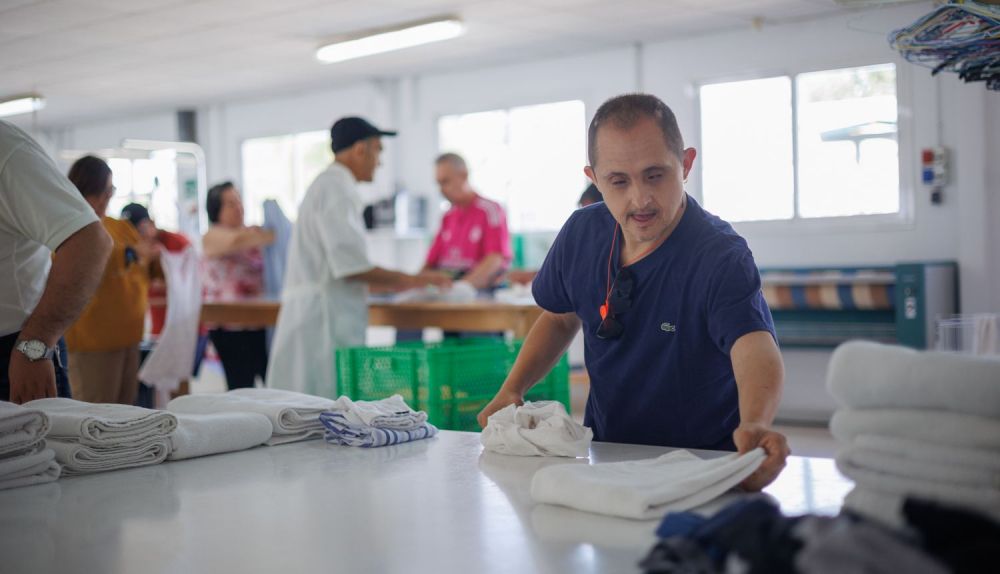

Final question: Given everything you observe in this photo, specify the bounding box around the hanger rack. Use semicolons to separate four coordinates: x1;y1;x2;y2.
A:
890;1;1000;90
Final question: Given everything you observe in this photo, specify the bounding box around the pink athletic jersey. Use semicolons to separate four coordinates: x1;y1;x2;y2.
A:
425;194;512;273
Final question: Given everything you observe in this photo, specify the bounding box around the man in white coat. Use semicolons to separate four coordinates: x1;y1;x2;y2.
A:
267;117;451;397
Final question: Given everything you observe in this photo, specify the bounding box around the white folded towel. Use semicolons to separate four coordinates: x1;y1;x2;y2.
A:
48;437;171;476
0;401;50;456
853;434;1000;473
0;441;60;490
843;485;1000;530
830;408;1000;450
167;388;337;445
530;448;765;520
23;398;177;447
329;394;428;430
839;445;999;489
481;401;592;458
826;341;1000;417
168;413;274;460
835;452;1000;512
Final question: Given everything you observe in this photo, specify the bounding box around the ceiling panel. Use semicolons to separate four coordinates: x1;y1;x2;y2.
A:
0;0;868;126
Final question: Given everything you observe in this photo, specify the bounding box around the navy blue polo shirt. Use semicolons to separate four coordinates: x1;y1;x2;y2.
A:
532;195;775;450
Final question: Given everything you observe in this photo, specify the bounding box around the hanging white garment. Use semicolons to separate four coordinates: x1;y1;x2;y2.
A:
267;163;372;398
139;247;202;408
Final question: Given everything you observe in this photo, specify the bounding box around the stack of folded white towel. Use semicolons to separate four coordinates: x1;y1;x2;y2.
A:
481;401;592;457
319;394;437;448
167;388;337;445
23;398;177;476
827;341;1000;528
0;401;60;489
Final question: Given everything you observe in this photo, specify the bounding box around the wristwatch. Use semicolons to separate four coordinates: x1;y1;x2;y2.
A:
15;339;56;362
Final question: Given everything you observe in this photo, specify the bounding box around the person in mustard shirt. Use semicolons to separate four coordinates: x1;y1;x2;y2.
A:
64;156;158;404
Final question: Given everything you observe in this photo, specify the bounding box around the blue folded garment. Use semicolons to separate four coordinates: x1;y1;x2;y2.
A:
319;412;438;448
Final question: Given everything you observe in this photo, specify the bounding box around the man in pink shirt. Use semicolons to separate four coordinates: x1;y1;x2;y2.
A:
424;153;512;289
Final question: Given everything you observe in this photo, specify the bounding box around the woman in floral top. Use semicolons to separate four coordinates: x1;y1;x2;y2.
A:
201;182;274;390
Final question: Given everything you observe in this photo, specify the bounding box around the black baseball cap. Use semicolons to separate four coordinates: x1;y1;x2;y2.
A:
121;203;151;227
330;117;397;153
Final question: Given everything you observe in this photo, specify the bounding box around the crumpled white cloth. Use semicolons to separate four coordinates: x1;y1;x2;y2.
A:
328;394;428;430
168;413;274;460
826;341;1000;417
531;448;765;520
0;401;50;456
23;398;177;447
167;388;336;445
481;401;592;458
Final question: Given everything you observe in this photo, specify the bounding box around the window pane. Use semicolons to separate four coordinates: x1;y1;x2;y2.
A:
241;130;332;224
796;63;898;218
700;76;794;222
438;100;587;232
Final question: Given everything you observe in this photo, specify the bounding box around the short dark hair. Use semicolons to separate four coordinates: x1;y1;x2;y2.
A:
67;155;112;198
579;183;602;206
206;181;235;224
435;152;467;172
587;94;684;166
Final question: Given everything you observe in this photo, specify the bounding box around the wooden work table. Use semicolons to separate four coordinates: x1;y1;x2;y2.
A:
200;299;544;338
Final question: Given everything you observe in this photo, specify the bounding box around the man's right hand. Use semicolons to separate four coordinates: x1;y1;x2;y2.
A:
8;351;56;404
476;387;524;429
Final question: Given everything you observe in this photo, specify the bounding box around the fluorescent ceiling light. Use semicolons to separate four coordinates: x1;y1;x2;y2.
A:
0;94;45;118
316;18;465;64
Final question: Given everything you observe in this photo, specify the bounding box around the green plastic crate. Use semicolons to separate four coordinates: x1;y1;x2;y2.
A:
335;338;570;431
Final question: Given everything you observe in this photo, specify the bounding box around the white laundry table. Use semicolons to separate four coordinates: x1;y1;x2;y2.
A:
0;431;853;574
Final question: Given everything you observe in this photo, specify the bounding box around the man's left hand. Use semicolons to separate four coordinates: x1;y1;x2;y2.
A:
732;423;790;491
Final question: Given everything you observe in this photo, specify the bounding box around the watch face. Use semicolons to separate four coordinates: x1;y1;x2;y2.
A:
20;340;46;360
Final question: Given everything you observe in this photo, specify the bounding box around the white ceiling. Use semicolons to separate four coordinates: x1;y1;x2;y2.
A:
0;0;863;126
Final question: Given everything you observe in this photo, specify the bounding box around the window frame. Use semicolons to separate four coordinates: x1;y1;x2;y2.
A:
693;56;916;234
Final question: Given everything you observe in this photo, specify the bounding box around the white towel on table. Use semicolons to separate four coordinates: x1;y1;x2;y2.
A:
328;394;427;430
168;413;273;460
48;437;170;475
23;398;177;447
826;341;1000;417
0;441;60;490
835;453;1000;512
481;401;592;458
167;388;336;445
839;445;999;489
0;401;50;456
830;408;1000;450
530;448;765;520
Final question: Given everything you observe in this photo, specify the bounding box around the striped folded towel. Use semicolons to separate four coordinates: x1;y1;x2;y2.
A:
319;412;437;448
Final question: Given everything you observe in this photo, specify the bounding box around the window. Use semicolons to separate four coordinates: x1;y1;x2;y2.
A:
106;155;179;231
438;100;587;233
240;130;333;224
700;64;899;222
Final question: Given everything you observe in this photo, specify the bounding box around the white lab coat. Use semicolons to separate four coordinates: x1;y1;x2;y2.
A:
266;162;373;398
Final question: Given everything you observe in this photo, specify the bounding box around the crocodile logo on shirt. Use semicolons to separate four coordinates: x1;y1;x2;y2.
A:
660;322;676;333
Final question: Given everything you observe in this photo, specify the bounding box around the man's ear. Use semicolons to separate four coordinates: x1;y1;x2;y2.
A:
681;148;697;180
584;165;597;185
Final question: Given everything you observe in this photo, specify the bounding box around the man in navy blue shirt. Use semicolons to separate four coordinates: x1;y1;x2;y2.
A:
477;94;789;491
